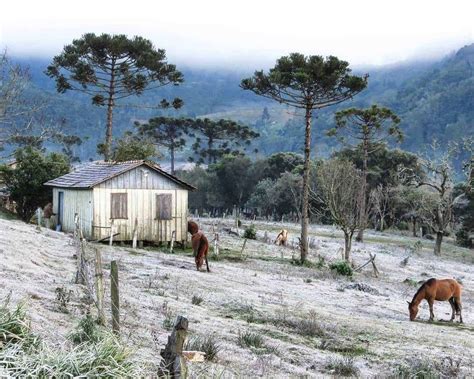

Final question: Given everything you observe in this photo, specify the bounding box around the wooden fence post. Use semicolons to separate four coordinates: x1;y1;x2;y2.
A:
94;248;106;325
111;260;120;335
214;233;219;256
170;231;176;253
37;208;42;227
109;219;115;246
240;238;247;258
132;218;138;249
160;315;188;379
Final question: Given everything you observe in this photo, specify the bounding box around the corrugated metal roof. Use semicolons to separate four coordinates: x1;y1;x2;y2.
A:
44;160;196;190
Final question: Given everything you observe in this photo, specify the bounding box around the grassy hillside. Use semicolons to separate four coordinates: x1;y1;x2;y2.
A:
1;217;473;376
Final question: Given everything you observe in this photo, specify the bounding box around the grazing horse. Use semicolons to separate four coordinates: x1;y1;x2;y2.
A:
187;220;210;272
408;278;463;323
274;229;289;246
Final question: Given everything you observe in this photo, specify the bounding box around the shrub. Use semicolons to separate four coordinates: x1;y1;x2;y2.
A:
184;335;220;362
243;225;257;240
237;331;265;349
55;287;72;313
69;313;101;344
392;359;439;379
397;221;409;230
456;228;471;247
191;295;204;306
325;356;360;377
330;261;353;276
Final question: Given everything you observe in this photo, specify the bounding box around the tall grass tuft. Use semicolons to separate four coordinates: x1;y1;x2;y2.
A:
0;298;140;377
0;297;37;348
185;335;220;362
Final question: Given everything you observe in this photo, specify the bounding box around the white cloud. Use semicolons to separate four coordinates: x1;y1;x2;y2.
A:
1;0;473;68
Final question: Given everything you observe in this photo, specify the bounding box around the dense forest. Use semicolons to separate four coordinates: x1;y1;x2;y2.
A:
7;43;474;165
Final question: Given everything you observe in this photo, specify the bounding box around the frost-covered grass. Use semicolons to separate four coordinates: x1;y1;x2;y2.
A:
1;217;473;377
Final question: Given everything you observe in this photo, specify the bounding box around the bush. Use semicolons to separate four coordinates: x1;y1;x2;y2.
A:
456;228;471;248
191;295;204;306
0;147;70;222
243;224;257;240
237;331;265;349
397;221;409;231
69;313;101;344
184;335;220;362
392;358;439;379
325;356;360;377
330;261;353;276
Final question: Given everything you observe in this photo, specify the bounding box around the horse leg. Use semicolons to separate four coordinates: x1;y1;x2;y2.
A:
428;298;435;321
205;255;210;272
448;298;455;322
454;297;463;323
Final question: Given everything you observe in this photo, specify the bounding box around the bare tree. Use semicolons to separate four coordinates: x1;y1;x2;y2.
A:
370;184;392;231
402;142;455;255
0;51;32;149
314;159;366;261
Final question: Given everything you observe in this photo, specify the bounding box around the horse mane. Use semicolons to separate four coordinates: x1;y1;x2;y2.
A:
411;278;435;303
411;281;426;303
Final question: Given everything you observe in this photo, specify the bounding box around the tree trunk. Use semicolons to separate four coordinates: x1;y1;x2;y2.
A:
344;231;352;261
104;60;116;161
170;145;175;175
356;141;368;242
300;105;312;263
412;217;417;237
434;231;443;255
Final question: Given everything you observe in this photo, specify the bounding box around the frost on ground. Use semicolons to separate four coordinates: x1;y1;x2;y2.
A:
0;216;473;377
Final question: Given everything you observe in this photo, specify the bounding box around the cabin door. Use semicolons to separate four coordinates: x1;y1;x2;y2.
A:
57;191;64;228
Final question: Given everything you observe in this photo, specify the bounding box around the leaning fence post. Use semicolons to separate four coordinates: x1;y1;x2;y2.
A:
109;219;115;246
111;260;120;335
240;238;247;258
94;248;106;325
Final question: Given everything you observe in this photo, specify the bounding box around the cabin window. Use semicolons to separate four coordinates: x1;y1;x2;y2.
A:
156;194;172;220
111;193;128;219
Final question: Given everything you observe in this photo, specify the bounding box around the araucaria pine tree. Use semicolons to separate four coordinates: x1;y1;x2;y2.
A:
328;105;402;242
241;54;367;263
46;33;183;160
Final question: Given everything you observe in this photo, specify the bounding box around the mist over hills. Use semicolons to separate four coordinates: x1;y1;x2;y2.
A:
10;43;474;163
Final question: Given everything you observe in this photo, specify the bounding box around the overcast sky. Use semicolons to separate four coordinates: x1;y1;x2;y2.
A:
1;0;473;69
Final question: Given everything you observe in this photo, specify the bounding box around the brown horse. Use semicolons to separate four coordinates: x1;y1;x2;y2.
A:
187;220;210;272
274;229;289;246
408;278;463;322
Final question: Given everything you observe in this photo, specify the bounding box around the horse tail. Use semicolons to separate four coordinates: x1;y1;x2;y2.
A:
198;235;208;257
453;297;461;313
195;234;209;270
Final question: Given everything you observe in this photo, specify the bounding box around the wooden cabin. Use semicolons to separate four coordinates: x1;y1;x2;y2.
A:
44;160;195;244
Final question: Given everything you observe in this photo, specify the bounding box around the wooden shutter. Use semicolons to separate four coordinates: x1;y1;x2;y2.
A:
111;193;128;219
156;194;172;220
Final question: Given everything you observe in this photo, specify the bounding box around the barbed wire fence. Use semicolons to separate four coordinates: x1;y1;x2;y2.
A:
73;213;114;329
